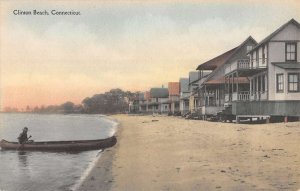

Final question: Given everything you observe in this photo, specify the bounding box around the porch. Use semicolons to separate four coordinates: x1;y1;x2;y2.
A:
225;58;267;76
225;70;267;102
224;91;268;102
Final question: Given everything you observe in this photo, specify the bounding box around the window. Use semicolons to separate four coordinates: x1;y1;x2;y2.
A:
251;79;255;94
276;74;284;92
262;75;266;92
286;43;297;61
288;73;299;92
258;76;261;92
246;45;253;52
262;46;266;63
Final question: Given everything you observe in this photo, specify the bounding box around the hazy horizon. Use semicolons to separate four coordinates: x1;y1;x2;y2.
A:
1;0;300;110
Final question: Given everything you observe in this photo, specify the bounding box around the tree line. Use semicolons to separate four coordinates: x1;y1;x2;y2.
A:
4;89;139;114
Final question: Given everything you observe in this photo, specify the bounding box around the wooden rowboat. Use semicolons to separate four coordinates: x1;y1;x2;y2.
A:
0;136;117;151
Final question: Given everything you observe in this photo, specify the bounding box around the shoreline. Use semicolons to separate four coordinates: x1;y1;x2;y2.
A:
75;116;121;191
76;114;300;191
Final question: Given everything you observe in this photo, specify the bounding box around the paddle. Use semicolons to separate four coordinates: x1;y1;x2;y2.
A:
26;135;32;142
17;135;32;150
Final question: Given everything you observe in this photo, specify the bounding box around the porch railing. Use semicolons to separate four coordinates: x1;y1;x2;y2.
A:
225;58;267;75
237;59;250;69
238;91;250;101
226;91;250;102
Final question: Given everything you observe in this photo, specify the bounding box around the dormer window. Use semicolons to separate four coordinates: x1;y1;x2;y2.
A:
286;43;297;61
246;45;253;53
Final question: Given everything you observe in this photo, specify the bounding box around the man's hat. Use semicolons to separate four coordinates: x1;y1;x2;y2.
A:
23;127;28;131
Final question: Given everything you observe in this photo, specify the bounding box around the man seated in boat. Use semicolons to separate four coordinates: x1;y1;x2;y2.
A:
18;127;32;144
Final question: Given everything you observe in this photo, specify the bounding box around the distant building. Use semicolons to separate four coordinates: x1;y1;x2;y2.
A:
148;88;169;114
129;93;144;113
179;78;190;115
188;70;212;115
168;82;180;114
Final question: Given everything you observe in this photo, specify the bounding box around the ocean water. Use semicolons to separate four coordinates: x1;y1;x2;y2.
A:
0;113;117;191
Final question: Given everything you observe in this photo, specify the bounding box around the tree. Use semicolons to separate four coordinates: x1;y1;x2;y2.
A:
60;102;75;113
26;105;31;112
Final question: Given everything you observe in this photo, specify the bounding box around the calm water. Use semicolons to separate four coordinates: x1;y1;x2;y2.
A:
0;113;117;191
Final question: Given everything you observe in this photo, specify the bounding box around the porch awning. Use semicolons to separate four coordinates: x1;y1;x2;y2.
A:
204;76;249;85
273;62;300;69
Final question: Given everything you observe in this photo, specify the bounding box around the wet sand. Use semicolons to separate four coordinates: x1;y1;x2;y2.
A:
77;115;300;191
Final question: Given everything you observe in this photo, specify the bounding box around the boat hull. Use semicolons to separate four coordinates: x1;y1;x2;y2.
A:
0;136;117;151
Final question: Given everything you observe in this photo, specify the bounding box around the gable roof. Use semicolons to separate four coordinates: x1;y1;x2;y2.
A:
199;36;257;84
196;47;237;70
249;19;300;54
196;36;257;71
150;88;169;98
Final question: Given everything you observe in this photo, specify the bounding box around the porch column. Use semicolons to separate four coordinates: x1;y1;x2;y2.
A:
232;73;234;96
250;78;252;96
236;72;239;100
265;74;268;93
261;74;263;93
256;76;259;93
225;76;227;97
204;85;207;106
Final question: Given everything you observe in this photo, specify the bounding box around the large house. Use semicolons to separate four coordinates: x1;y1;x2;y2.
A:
196;36;257;119
224;19;300;122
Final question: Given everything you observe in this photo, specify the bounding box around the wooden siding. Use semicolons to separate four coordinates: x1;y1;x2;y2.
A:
232;101;300;116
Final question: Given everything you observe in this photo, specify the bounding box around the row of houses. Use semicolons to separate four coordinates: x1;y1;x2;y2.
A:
130;19;300;123
129;82;181;115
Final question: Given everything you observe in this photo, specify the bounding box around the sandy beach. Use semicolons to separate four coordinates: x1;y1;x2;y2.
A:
77;115;300;191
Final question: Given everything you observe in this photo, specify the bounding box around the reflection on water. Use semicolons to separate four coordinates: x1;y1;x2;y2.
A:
0;113;117;191
18;151;28;167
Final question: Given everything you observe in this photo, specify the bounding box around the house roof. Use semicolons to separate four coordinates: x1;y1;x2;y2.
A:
273;62;300;69
150;88;169;98
204;77;249;85
249;19;300;54
196;47;238;70
168;82;180;96
196;36;257;71
199;36;257;85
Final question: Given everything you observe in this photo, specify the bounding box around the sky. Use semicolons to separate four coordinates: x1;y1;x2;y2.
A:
0;0;300;110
